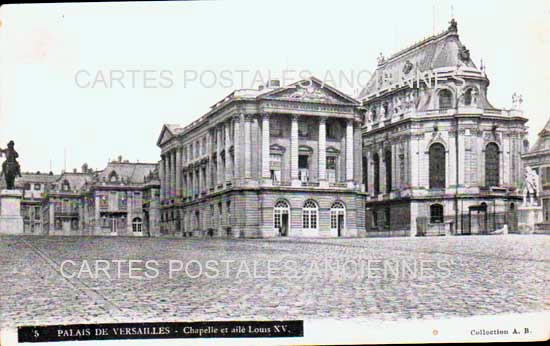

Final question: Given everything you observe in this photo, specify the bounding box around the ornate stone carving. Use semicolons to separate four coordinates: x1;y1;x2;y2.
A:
403;60;413;75
458;45;470;62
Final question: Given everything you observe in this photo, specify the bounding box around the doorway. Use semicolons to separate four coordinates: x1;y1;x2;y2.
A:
274;200;290;236
330;201;346;237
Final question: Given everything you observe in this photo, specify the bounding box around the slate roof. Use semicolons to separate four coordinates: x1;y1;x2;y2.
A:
55;172;94;191
96;162;158;185
358;21;478;99
15;173;60;185
527;118;550;154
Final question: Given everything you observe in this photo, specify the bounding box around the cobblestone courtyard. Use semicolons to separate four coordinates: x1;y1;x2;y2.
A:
0;235;548;327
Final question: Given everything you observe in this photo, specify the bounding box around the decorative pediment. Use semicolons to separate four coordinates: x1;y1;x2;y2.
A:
426;132;448;152
260;77;359;105
270;144;286;155
157;125;174;147
299;145;313;153
326;146;340;155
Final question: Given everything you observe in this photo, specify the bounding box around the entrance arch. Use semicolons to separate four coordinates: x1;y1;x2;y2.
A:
330;201;346;237
274;200;290;236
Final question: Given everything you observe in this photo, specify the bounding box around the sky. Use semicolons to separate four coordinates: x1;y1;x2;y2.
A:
0;0;549;173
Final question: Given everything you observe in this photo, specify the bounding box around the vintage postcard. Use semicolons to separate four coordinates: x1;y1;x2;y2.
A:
0;0;549;345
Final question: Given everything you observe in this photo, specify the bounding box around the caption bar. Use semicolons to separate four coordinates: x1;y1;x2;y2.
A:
18;320;304;342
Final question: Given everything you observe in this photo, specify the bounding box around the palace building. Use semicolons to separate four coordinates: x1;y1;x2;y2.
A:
157;78;366;238
39;158;161;236
359;19;529;236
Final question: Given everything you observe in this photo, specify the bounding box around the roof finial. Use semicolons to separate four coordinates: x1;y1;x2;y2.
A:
448;17;458;32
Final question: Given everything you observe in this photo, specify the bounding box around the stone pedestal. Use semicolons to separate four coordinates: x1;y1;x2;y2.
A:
517;204;543;234
0;189;24;235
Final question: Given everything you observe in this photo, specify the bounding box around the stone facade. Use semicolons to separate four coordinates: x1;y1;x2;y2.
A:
40;159;161;236
522;118;550;234
13;172;60;234
158;78;366;238
360;20;529;236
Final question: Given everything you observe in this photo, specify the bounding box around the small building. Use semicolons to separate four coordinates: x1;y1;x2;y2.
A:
40;159;161;236
14;171;59;234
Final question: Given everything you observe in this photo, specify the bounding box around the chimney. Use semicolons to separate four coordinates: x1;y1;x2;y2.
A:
73;168;77;173
82;163;88;173
118;155;123;162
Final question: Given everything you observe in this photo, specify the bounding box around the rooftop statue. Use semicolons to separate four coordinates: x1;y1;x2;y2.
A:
0;140;22;190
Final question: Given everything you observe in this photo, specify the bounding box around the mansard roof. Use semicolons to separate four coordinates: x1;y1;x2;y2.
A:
54;172;94;192
358;19;479;99
528;118;550;154
96;161;158;185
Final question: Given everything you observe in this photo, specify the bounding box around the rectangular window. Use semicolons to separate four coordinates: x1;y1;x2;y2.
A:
270;119;283;137
544;199;550;222
118;192;127;210
331;212;337;229
384;208;390;229
34;206;40;220
298;121;309;137
543;167;550;185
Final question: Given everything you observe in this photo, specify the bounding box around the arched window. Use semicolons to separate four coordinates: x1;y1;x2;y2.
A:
464;88;473;106
132;217;142;232
302;200;318;230
373;153;380;195
195;210;200;230
439;89;453;110
330;202;346;231
430;204;444;223
385;150;392;193
274;200;290;231
485;143;500;187
62;180;70;191
362;156;368;187
429;143;446;189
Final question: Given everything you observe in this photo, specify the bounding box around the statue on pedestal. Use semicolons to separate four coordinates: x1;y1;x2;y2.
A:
0;140;22;190
522;166;539;206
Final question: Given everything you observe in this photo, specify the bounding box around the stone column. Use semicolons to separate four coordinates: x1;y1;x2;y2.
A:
166;153;172;199
189;172;193;199
244;115;252;180
233;116;241;184
225;120;233;184
458;132;465;188
217;125;223;186
206;131;211;189
318;117;327;188
261;113;271;184
195;167;200;195
346;119;354;185
291;114;300;186
175;148;181;198
173;150;177;198
159;156;165;201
